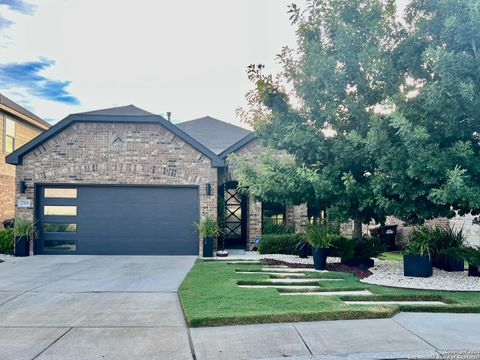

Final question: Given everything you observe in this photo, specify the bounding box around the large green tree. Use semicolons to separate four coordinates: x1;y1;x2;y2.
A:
235;0;480;238
235;0;402;238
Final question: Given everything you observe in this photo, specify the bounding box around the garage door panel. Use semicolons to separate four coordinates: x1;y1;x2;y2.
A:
37;185;199;255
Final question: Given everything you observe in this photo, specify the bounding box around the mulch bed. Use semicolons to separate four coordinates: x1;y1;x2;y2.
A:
263;258;373;279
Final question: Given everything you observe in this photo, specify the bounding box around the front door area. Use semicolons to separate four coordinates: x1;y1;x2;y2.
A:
219;181;247;250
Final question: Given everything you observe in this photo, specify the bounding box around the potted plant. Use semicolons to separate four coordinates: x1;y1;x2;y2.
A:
14;217;37;257
305;223;333;270
194;216;220;258
428;226;465;271
456;246;480;277
402;227;433;277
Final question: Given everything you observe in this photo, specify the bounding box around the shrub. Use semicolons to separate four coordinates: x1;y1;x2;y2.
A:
262;220;294;235
329;235;355;259
258;233;304;255
304;222;338;248
0;228;14;255
403;226;434;256
194;216;220;238
352;236;386;259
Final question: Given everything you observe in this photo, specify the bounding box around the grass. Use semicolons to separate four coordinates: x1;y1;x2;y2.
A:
178;259;480;327
378;251;403;261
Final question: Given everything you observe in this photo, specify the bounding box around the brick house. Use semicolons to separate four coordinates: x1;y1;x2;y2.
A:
1;93;50;224
6;105;306;255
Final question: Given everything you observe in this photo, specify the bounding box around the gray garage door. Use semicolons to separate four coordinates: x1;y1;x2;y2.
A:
36;185;199;255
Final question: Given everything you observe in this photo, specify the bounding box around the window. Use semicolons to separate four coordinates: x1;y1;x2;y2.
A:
44;223;77;233
44;206;77;216
44;188;77;198
43;240;76;251
4;117;15;154
307;204;325;224
262;202;285;226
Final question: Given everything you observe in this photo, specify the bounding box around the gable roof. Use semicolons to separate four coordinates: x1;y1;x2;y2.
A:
75;104;155;116
6;106;224;167
177;116;252;155
0;93;50;130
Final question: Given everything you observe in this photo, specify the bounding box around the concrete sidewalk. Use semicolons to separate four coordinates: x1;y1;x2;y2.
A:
190;313;480;360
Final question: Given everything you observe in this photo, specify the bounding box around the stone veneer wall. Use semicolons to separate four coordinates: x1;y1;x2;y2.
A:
0;174;15;222
15;122;218;255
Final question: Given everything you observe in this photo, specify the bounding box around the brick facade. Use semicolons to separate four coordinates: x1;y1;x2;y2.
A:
0;174;15;222
15;122;218;255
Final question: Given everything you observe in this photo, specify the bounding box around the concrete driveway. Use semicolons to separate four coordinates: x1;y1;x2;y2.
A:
0;255;196;360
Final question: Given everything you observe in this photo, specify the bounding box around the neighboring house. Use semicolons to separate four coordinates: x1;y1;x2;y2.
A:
6;105;306;255
0;94;50;224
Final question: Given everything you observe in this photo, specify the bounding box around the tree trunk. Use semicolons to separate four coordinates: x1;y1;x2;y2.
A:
352;220;363;241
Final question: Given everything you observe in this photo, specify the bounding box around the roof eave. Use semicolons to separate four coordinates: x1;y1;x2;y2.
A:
219;133;257;158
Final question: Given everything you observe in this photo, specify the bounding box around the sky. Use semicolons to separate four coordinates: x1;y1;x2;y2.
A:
0;0;409;127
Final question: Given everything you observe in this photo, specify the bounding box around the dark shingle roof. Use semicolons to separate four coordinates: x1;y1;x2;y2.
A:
177;116;252;155
0;93;50;128
74;104;155;116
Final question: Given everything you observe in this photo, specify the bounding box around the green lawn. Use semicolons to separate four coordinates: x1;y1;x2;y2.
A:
378;251;403;261
178;260;480;327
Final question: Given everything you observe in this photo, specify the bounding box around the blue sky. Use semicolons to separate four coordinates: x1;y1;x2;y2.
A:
0;0;408;125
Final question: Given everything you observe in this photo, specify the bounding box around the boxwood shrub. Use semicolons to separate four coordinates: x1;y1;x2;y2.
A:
0;228;14;255
258;233;303;255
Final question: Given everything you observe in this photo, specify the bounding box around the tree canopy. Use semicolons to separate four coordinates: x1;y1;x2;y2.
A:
233;0;480;237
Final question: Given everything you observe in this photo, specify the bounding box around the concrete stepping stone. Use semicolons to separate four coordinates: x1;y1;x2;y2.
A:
261;267;326;273
269;278;343;283
280;290;372;296
238;285;320;289
236;271;307;277
343;300;447;306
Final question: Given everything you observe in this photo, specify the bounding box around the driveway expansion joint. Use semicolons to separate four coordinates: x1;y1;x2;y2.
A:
32;327;73;360
292;323;313;356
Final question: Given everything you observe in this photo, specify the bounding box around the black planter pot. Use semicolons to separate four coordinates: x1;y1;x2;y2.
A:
468;265;479;277
14;236;29;257
298;243;310;259
404;254;432;277
312;247;328;270
444;256;465;272
203;236;214;258
341;257;375;269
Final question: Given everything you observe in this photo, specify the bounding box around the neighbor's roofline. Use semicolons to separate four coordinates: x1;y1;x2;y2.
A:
0;94;50;130
219;132;256;158
6;113;225;167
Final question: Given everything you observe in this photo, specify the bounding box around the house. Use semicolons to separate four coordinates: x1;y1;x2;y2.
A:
6;105;306;255
0;94;50;224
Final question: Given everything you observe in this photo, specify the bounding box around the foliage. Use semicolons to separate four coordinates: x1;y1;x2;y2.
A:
304;222;338;249
403;227;434;257
262;220;294;235
258;233;304;255
235;0;403;238
404;225;465;259
442;246;480;267
329;235;356;259
351;236;386;260
0;228;14;255
14;217;37;239
194;216;220;238
235;0;480;235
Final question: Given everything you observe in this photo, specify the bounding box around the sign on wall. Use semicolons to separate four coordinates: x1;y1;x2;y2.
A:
17;199;32;208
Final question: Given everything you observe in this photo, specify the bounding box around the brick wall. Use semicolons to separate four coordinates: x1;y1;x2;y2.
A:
15;121;218;255
0;174;15;223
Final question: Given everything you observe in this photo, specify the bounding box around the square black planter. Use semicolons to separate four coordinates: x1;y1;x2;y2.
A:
203;237;214;257
14;236;29;257
404;254;432;277
433;254;464;272
468;265;479;277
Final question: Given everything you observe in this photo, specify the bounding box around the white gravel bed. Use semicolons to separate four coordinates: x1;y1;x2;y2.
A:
362;259;480;292
261;254;341;265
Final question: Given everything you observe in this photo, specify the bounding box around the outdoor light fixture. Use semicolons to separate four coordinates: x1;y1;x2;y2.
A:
19;180;26;194
205;183;211;196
